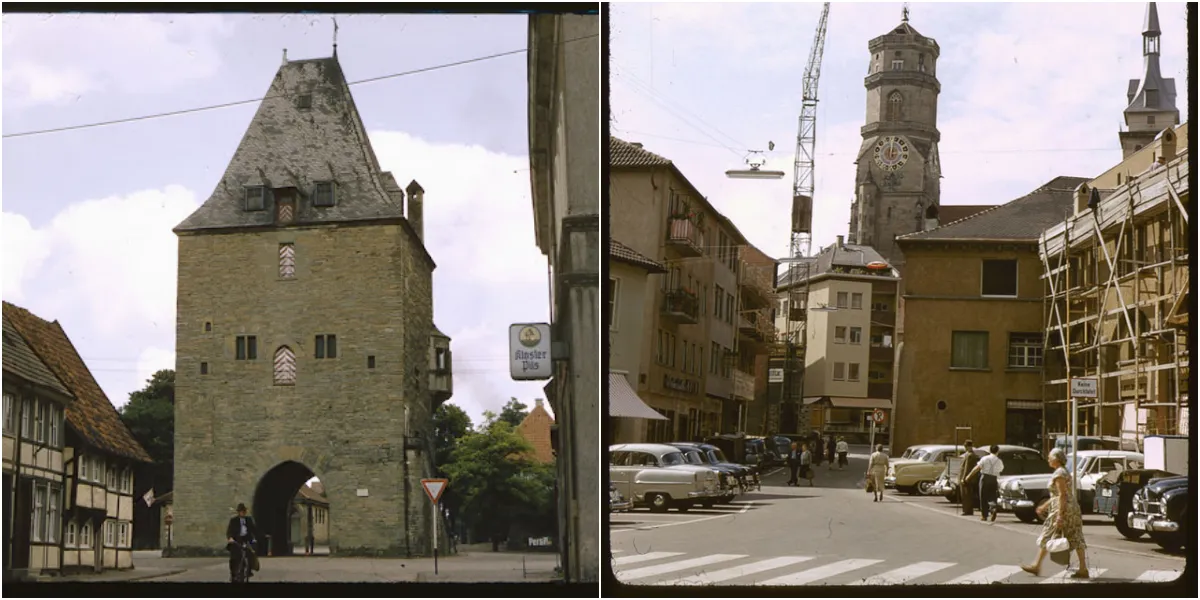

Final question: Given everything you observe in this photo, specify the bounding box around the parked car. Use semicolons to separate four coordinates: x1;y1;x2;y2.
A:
609;443;721;512
744;437;771;468
608;482;633;513
682;442;759;492
887;444;1030;496
669;443;739;506
1129;475;1189;552
896;444;940;462
1094;467;1173;540
936;446;1045;504
996;450;1142;523
1052;435;1116;453
704;434;763;474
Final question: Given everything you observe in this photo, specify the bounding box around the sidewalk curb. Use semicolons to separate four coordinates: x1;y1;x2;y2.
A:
888;494;1187;562
54;568;189;584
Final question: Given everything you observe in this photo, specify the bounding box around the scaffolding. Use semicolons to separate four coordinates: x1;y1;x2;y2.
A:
1038;148;1189;453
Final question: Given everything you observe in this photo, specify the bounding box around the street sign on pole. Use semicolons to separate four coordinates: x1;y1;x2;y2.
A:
421;479;448;574
1070;378;1098;398
872;409;886;423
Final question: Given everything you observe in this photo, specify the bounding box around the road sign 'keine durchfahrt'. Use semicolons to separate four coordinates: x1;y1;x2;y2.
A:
510;323;552;380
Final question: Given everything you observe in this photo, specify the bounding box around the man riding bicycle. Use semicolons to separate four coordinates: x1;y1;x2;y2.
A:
226;503;261;580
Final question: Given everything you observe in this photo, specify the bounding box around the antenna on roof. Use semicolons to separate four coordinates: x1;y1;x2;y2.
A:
282;48;288;66
332;17;339;58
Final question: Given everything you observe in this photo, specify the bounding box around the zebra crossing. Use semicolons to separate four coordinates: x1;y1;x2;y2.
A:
610;550;1182;586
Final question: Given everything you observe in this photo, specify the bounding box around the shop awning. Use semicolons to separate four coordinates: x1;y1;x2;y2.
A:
803;396;891;409
608;373;668;420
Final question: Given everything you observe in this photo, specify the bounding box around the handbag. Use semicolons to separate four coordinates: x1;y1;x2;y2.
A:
1044;533;1070;554
866;478;876;493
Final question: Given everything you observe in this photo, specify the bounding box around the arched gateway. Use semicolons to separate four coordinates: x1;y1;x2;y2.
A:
169;54;453;557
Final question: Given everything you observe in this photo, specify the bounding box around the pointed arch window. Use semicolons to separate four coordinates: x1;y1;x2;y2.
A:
887;91;904;121
274;346;296;386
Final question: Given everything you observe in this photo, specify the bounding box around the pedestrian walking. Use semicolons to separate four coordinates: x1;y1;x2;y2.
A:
866;444;888;502
965;444;1004;522
826;436;836;469
835;437;849;470
958;440;982;516
814;434;825;466
786;442;801;486
1022;447;1090;578
799;443;815;486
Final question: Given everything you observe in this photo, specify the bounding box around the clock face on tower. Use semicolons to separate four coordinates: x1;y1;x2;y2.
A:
873;135;911;172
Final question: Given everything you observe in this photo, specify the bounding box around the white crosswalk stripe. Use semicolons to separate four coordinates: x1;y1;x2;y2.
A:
616;554;746;581
943;564;1024;585
847;561;956;586
611;551;683;566
655;556;814;586
1041;568;1108;583
1135;570;1181;582
759;558;885;586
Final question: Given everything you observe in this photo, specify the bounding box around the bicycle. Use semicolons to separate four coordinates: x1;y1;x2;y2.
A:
229;540;255;583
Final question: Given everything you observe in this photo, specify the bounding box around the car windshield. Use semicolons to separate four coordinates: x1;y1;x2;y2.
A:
684;450;705;465
661;451;687;466
911;450;933;461
708;449;727;463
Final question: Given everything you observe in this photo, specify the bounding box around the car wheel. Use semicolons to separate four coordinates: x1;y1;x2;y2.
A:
1113;509;1144;540
647;493;670;513
1014;508;1037;523
917;481;937;496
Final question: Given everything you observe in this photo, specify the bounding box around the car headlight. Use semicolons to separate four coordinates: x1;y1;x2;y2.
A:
1014;481;1023;491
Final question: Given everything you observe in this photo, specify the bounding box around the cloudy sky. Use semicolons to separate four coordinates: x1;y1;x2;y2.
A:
610;2;1189;260
2;13;558;426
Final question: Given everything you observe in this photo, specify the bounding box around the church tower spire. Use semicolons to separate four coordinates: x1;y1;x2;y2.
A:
1119;2;1179;159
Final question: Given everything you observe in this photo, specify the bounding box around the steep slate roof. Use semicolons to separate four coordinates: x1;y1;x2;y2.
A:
938;205;997;224
898;176;1090;242
175;56;421;244
610;137;672;167
3;313;72;398
3;302;152;463
777;243;896;288
610;239;667;273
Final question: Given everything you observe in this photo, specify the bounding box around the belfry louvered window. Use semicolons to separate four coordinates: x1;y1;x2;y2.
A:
274;346;296;386
280;244;296;279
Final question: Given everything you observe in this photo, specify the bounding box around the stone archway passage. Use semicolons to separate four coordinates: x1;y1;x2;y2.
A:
252;461;315;557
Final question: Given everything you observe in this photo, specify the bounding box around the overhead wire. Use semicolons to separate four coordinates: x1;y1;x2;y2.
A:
611;61;750;152
3;32;599;140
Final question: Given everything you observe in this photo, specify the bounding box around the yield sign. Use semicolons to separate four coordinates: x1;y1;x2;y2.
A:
421;478;448;504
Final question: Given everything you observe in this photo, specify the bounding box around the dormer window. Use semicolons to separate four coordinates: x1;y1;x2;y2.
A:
313;182;335;207
245;186;266;211
1145;89;1159;108
297;94;313;109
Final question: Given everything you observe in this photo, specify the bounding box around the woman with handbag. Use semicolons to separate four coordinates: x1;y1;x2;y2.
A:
1021;447;1090;578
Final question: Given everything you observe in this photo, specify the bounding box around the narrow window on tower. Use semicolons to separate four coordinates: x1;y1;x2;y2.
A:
274;346;296;385
887;91;904;121
918;54;926;72
315;334;338;359
279;243;296;279
235;335;257;360
891;59;903;71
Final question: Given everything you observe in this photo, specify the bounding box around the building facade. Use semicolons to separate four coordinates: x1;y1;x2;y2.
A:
1118;3;1181;159
847;11;943;269
3;311;73;579
4;303;152;575
290;482;330;553
891;177;1089;453
776;241;899;442
171;54;451;558
528;13;599;583
609;137;760;442
608;240;669;444
736;245;778;435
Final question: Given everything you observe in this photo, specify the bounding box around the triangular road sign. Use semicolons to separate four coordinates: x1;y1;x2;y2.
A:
421;478;448;503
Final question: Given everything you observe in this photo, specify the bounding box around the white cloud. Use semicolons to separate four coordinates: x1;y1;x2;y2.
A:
2;211;52;302
611;3;1189;261
2;14;234;108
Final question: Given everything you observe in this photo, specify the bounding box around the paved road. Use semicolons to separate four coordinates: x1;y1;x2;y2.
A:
609;450;1185;587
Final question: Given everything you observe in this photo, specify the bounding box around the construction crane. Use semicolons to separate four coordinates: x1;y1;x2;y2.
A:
775;2;829;435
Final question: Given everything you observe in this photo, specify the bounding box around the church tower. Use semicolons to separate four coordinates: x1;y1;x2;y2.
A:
847;8;942;269
1119;2;1180;159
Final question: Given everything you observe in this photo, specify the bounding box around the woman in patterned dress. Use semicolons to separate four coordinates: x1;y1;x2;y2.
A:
1021;447;1090;578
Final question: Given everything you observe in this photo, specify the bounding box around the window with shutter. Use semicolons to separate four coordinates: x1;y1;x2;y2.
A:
49;404;59;447
2;393;12;434
280;244;296;278
47;486;60;543
21;398;32;437
274;346;296;385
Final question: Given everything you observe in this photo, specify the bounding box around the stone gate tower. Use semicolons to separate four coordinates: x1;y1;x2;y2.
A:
847;9;943;269
1119;2;1180;159
171;53;453;557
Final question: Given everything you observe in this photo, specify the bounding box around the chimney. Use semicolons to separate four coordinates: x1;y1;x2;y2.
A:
1160;127;1177;161
405;180;425;242
535;398;544;409
836;235;844;248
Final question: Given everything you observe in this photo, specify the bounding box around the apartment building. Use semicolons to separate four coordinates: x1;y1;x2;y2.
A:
610;137;758;441
776;239;899;441
736;245;779;435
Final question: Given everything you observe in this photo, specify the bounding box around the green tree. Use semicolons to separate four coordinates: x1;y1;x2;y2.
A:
432;403;472;531
498;398;529;428
441;416;544;550
119;369;175;494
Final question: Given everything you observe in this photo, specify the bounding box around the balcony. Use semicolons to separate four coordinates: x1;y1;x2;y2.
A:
867;382;893;400
740;261;776;309
869;345;895;364
666;217;704;257
870;309;896;328
660;288;700;324
733;369;755;400
738;308;776;343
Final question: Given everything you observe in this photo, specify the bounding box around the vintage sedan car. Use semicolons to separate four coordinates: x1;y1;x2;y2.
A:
1094;467;1174;539
609;443;721;512
997;450;1143;523
669;443;739;506
1129;475;1188;552
891;444;1036;497
937;446;1047;504
608;482;633;513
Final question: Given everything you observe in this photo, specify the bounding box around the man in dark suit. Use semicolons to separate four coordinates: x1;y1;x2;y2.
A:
958;441;981;516
226;503;261;578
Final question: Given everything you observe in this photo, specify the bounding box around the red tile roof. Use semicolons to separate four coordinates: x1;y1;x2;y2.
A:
3;302;152;463
517;401;555;464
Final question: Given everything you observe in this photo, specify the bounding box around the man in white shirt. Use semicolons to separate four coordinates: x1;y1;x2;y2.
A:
966;444;1005;522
